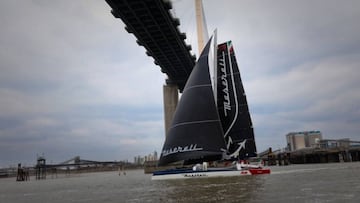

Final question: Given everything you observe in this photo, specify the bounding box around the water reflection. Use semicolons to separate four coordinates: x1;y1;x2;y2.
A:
2;163;359;203
155;176;267;202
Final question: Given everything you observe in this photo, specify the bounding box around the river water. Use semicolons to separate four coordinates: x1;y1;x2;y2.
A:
0;162;359;203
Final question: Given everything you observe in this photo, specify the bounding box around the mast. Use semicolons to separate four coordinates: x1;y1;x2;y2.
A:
195;0;209;55
195;0;217;104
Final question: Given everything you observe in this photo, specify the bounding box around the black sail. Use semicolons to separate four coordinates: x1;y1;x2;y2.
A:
216;41;257;159
158;36;226;166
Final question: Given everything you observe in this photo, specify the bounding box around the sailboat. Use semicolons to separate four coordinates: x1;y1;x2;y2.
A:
152;31;270;180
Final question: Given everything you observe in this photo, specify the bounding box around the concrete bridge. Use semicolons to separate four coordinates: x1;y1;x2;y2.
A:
105;0;197;134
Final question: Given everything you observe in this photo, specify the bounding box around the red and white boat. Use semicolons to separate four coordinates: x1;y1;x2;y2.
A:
152;161;270;180
152;31;271;180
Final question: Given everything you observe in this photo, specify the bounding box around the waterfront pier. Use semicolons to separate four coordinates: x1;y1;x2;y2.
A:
16;163;29;181
260;142;360;165
35;156;46;180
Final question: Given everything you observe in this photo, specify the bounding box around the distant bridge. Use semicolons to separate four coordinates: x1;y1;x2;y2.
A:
105;0;196;92
44;161;124;169
42;156;126;168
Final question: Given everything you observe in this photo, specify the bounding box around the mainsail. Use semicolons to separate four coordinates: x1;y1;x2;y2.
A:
158;34;226;166
216;41;257;159
158;33;257;166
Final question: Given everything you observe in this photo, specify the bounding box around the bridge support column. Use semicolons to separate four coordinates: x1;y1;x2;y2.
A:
163;83;178;137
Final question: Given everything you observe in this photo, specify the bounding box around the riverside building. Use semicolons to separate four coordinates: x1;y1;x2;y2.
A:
286;131;323;151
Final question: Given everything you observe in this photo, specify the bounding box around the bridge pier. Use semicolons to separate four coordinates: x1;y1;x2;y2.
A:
163;83;178;137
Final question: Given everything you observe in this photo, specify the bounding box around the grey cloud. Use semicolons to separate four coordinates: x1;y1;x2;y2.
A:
0;0;166;167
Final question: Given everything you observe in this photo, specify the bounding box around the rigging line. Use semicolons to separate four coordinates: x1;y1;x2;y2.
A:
224;43;239;138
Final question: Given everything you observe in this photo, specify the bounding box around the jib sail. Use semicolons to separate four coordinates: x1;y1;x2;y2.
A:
216;41;257;159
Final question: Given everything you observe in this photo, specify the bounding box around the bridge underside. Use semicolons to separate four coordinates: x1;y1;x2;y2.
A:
106;0;196;91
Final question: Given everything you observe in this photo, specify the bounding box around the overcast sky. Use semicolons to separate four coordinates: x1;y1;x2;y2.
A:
1;0;359;167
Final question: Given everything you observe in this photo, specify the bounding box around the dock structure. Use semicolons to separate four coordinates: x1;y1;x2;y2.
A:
259;139;360;165
16;163;30;181
287;146;360;164
35;157;46;180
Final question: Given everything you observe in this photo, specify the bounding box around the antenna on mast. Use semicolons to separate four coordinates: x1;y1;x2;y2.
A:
195;0;209;56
